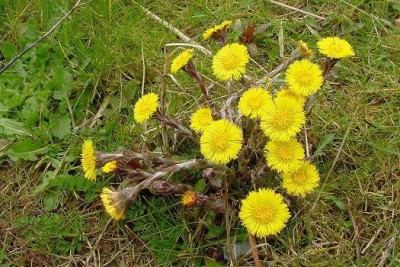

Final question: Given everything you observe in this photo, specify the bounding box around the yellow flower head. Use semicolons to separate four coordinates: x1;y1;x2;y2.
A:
297;40;313;57
133;93;159;123
81;140;96;180
285;59;323;97
282;161;320;197
100;187;131;220
212;43;249;81
260;97;306;142
102;161;118;173
238;87;273;119
265;139;304;173
170;49;194;74
203;20;232;40
181;190;198;207
276;89;306;106
190;107;213;133
239;188;291;238
317;37;355;59
200;119;243;164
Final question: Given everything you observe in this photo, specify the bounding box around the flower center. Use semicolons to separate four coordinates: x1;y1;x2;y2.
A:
253;204;274;223
329;44;342;55
293;170;307;184
271;110;293;130
297;72;312;86
212;131;229;151
277;146;293;160
248;95;263;110
222;54;239;70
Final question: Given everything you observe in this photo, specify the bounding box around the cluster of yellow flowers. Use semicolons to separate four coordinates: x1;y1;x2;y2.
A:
81;21;354;237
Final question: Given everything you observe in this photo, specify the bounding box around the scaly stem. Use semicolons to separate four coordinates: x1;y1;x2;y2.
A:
248;233;262;267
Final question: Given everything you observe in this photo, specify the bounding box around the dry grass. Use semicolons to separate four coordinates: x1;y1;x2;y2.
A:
1;0;399;266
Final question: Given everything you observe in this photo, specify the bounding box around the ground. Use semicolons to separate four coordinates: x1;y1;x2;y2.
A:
0;0;399;266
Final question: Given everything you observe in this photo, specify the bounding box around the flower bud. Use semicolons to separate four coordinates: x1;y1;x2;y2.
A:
181;190;209;207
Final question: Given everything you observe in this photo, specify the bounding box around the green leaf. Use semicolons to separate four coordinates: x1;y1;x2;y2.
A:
45;67;73;100
43;191;60;211
0;118;31;136
205;258;224;267
0;42;18;59
194;178;207;193
314;134;335;157
324;194;346;210
21;96;40;126
7;140;47;161
50;113;71;139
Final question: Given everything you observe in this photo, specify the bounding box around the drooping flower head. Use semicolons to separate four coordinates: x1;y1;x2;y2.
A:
275;89;306;106
265;138;304;173
260;97;306;141
285;59;323;97
190;107;213;133
282;161;320;197
238;87;273;119
317;37;354;59
200;119;243;164
170;49;194;74
81;139;96;180
212;43;249;81
100;187;132;220
102;161;118;173
239;188;291;238
297;40;313;57
203;20;232;40
133;93;159;123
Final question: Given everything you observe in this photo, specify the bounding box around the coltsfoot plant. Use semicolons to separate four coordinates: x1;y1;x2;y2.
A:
81;20;354;261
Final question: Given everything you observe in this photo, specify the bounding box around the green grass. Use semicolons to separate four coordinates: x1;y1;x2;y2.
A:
1;0;399;266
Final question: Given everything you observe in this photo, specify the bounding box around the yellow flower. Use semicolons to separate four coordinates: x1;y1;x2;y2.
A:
81;140;96;180
170;49;194;74
212;43;249;81
317;37;355;59
181;190;198;207
275;89;306;106
265;139;304;173
200;119;243;164
239;188;291;238
260;97;306;141
190;107;213;133
285;59;323;97
238;87;273;119
282;161;320;197
133;93;159;123
102;161;118;173
297;40;313;57
100;187;131;220
203;20;232;40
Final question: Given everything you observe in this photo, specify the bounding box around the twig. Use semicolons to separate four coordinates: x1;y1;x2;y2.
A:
224;176;233;264
133;1;211;57
248;233;262;267
160;48;169;151
165;43;212;56
255;51;299;85
0;0;83;75
378;235;396;267
311;106;359;211
268;0;326;21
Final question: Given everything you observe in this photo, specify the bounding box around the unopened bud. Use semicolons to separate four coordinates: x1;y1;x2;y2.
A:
210;198;226;213
203;168;215;180
152;180;175;195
